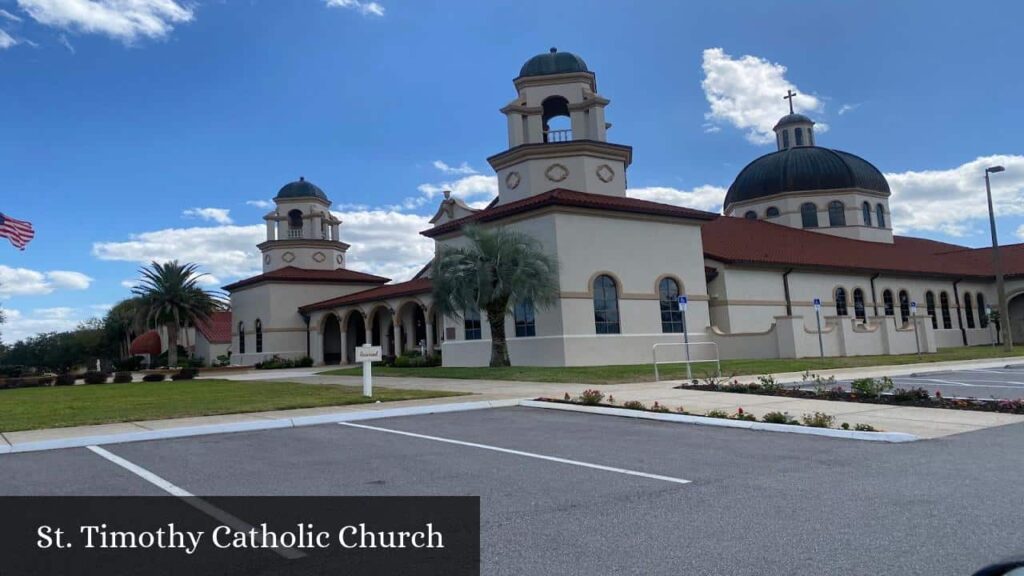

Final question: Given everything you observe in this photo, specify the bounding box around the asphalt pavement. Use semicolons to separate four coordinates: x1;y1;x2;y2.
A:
820;365;1024;400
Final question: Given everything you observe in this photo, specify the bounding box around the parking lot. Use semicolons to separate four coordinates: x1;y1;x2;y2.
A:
2;406;1024;575
825;365;1024;400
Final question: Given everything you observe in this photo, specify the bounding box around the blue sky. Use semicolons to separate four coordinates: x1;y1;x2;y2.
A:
1;0;1023;342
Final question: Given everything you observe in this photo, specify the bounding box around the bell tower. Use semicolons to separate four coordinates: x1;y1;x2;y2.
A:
487;48;632;205
774;90;816;150
258;177;349;272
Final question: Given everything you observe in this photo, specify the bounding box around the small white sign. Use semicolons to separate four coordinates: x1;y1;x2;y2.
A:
355;345;383;363
677;295;688;312
910;301;918;314
813;298;821;311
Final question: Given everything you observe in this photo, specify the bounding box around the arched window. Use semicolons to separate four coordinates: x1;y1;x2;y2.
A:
794;127;804;146
899;290;910;326
238;322;246;355
835;287;848;316
255;319;263;353
464;308;481;340
766;206;780;218
514;299;536;337
801;203;818;228
876;204;886;228
807;129;814;146
940;292;952;329
964;293;975;329
828;201;846;226
744;210;757;220
926;291;937;329
659;277;684;333
853;288;866;321
883;289;894;316
541;96;571;142
978;293;989;328
287;209;303;238
862;202;872;226
593;275;620;334
782;130;790;149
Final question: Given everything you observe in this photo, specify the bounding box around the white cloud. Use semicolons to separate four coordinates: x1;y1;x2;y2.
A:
183;207;233;225
0;28;16;49
246;199;273;209
432;160;478;175
626;185;727;214
0;266;93;296
838;103;860;116
16;0;194;43
0;8;22;21
58;32;74;53
701;47;826;145
886;155;1024;237
325;0;385;17
416;174;498;205
333;210;433;281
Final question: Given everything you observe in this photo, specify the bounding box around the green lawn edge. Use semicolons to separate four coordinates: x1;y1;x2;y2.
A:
319;346;1024;385
0;379;464;432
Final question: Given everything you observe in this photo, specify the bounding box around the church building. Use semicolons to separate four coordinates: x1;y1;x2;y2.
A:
224;49;1024;367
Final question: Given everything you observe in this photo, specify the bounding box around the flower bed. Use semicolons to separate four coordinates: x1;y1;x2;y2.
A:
543;390;878;432
674;373;1024;415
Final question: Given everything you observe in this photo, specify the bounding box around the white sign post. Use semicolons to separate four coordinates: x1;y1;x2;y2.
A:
355;344;383;397
910;301;921;356
813;298;824;358
677;295;691;380
987;305;995;347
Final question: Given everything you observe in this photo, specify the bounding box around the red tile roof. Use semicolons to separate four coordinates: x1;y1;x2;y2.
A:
129;330;162;356
195;310;232;344
422;188;718;238
299;277;433;313
701;217;1024;278
223;266;389;292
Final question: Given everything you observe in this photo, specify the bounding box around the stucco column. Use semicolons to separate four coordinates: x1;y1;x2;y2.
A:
265;219;275;241
276;218;285;240
365;326;373;349
331;222;340;242
312;213;323;239
405;310;417;351
392;318;402;356
425;320;435;354
339;326;347;365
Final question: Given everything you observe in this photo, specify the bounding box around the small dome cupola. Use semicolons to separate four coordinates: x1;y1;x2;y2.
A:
275;176;329;202
518;48;589;78
774;90;815;150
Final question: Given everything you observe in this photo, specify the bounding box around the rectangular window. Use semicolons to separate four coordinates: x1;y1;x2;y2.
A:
464;308;482;340
514;300;536;337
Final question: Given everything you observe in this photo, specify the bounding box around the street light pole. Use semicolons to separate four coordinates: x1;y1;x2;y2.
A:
984;165;1012;352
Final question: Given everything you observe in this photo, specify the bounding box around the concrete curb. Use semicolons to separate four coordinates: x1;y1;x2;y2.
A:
518;400;919;443
1;399;521;455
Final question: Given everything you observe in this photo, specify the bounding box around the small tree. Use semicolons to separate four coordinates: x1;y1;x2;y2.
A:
432;225;558;367
132;261;222;368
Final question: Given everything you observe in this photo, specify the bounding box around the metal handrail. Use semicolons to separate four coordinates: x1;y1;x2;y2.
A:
653;342;721;382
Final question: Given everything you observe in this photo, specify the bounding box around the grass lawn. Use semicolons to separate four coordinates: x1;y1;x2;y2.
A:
0;379;463;432
319;346;1024;385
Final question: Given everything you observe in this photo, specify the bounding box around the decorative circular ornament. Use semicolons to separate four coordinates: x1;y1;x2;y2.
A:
282;251;295;263
596;164;615;183
312;251;326;263
263;254;271;264
336;254;344;265
545;163;569;183
505;171;521;190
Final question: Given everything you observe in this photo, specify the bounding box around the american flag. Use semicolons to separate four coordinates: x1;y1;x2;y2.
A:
0;212;35;250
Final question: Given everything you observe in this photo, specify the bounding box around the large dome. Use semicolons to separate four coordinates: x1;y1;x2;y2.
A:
519;48;589;78
275;177;328;202
725;147;890;208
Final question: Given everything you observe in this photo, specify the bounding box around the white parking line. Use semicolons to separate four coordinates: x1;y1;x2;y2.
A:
87;446;305;560
338;422;692;486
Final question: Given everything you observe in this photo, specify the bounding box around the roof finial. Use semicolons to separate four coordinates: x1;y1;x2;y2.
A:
783;89;797;114
299;176;305;182
549;47;557;53
443;190;451;200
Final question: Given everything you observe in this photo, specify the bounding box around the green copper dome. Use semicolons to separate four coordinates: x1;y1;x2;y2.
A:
519;48;589;78
275;177;328;201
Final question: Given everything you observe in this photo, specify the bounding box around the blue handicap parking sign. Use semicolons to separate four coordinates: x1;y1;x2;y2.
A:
677;295;688;311
813;298;821;310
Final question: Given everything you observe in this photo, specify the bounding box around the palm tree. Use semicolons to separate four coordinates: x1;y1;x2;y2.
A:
432;225;558;367
103;297;143;359
132;261;222;367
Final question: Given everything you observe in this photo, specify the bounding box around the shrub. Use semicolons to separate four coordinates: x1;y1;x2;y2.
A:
840;422;850;430
171;367;199;380
674;406;689;414
142;373;166;382
577;389;605;405
762;411;798;425
214;353;232;367
113;356;144;371
650;401;670;413
801;411;835;428
622;400;646;411
0;365;26;378
731;407;756;421
998;399;1024;414
82;371;109;385
55;373;77;386
705;409;730;419
803;371;838;395
756;374;783;394
0;376;54;389
295;356;314;368
892;387;929;402
854;423;877;432
850;377;894;398
113;371;134;384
